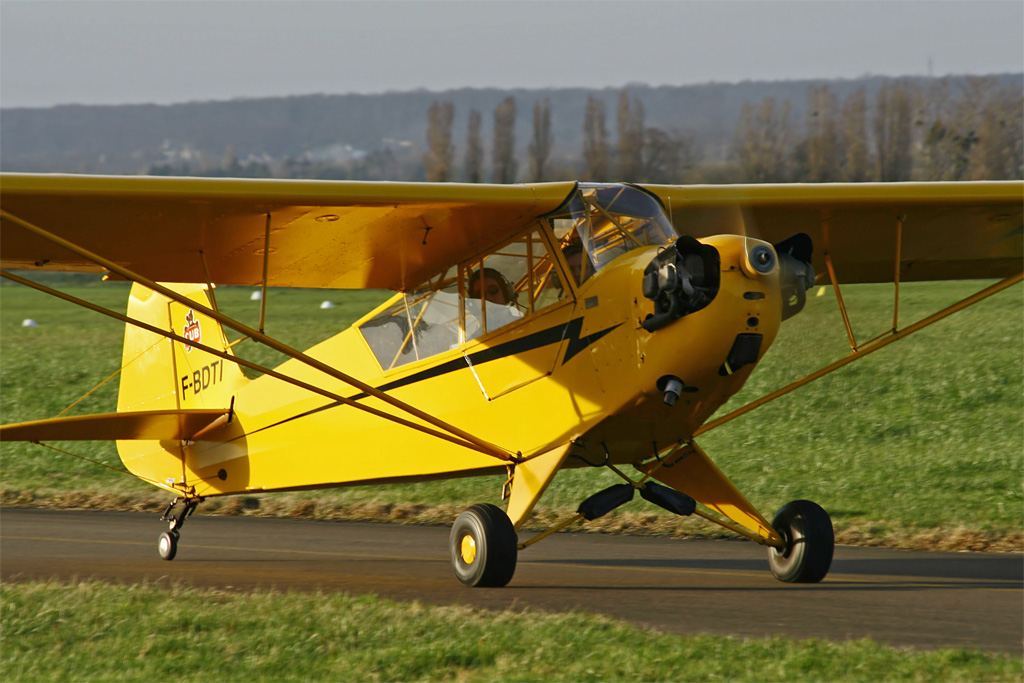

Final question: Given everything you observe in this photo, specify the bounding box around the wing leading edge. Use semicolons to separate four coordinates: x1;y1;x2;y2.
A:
3;175;1019;289
0;174;577;291
649;182;1023;283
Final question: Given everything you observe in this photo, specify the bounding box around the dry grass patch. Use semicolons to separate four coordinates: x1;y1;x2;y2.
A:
5;489;1021;553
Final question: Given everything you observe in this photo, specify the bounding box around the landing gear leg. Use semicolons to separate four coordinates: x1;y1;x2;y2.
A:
158;497;202;561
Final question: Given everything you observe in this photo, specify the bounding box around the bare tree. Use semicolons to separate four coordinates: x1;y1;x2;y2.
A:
617;91;645;180
918;78;957;180
915;77;1023;181
464;109;483;183
733;97;793;183
221;144;241;176
492;97;518;183
970;82;1023;180
805;86;840;182
838;87;870;181
424;100;454;181
873;81;914;181
528;99;553;182
582;96;609;180
642;127;698;183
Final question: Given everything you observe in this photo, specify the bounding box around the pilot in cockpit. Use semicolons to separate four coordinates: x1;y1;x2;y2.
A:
562;241;586;285
555;239;593;300
466;267;522;334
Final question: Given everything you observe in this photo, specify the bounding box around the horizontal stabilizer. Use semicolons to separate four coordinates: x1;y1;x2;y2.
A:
0;409;230;442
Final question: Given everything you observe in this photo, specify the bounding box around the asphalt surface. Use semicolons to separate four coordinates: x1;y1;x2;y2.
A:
2;508;1021;653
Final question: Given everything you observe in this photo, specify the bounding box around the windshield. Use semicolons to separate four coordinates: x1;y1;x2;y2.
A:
546;184;676;284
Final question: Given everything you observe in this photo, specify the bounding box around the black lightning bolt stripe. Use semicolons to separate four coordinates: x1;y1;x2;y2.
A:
239;317;622;438
353;316;623;398
560;317;622;365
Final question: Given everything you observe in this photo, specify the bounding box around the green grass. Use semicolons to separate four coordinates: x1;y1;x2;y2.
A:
1;276;1022;547
2;580;1020;683
700;280;1024;536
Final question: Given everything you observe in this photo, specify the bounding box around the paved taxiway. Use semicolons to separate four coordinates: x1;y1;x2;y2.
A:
2;508;1020;653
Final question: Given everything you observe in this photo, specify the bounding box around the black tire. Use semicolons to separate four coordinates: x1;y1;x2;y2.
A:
449;503;517;587
158;530;178;561
767;500;833;583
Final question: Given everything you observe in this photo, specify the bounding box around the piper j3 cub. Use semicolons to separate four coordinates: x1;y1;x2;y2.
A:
1;174;1021;587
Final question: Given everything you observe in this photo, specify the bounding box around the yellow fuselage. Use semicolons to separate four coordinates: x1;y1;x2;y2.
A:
116;233;782;499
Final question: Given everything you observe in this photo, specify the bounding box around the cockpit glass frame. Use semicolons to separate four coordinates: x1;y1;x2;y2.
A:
547;183;676;284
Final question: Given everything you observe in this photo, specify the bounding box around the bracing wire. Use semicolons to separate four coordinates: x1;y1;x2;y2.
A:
30;441;170;490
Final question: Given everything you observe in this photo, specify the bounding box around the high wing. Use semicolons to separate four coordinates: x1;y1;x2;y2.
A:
4;175;1019;288
0;410;230;442
0;174;576;290
648;182;1023;283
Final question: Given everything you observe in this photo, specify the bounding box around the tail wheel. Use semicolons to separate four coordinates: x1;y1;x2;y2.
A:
767;500;834;583
449;503;517;587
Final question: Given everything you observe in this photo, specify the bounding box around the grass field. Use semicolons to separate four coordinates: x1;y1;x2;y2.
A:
2;580;1021;682
2;276;1021;682
1;275;1022;549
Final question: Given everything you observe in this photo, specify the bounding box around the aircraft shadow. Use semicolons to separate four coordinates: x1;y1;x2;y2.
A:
505;580;1018;592
523;555;1023;583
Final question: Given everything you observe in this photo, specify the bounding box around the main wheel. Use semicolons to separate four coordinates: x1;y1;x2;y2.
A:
158;530;179;561
449;503;517;587
767;500;833;583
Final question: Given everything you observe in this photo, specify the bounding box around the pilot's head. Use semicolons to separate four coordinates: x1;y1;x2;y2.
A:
469;267;515;305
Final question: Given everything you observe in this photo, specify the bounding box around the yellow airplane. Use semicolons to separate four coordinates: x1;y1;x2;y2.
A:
1;174;1021;587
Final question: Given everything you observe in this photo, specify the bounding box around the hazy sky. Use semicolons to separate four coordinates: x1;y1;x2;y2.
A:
2;0;1022;108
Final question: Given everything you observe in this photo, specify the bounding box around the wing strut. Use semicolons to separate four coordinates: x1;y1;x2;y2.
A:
1;208;514;462
694;271;1023;437
198;249;221;313
822;213;907;352
0;268;511;459
259;212;271;333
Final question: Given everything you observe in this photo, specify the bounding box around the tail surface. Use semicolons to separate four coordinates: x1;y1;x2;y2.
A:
117;282;248;488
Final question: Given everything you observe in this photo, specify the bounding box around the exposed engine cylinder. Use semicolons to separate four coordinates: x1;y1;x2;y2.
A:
641;236;721;332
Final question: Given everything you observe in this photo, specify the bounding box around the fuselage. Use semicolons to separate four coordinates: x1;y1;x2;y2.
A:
164;187;790;498
109;184;802;500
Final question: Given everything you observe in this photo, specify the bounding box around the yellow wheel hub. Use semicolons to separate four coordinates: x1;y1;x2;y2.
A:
460;534;477;564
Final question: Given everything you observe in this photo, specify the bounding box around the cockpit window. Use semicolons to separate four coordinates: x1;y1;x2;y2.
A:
359;266;461;370
359;226;565;370
547;184;676;284
464;230;562;339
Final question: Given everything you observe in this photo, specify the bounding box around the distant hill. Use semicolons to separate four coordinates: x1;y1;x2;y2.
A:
2;74;1020;180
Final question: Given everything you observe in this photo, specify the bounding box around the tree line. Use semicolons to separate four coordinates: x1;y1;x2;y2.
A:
734;78;1022;183
142;76;1020;184
421;78;1021;184
420;93;700;184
